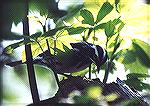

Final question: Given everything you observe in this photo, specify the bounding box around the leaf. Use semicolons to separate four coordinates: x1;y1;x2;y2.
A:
127;73;150;79
42;26;66;37
125;77;150;91
55;4;83;27
124;58;148;73
105;93;118;102
4;40;24;54
80;9;95;26
95;2;113;24
4;39;34;54
132;42;150;68
67;27;86;35
62;43;72;53
122;49;148;73
132;39;150;58
112;17;122;25
94;23;106;30
104;20;115;38
30;32;42;40
125;78;144;91
115;0;120;13
118;21;125;32
72;69;89;77
85;28;93;41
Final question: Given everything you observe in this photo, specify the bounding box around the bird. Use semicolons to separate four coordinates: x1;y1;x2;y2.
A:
6;42;107;74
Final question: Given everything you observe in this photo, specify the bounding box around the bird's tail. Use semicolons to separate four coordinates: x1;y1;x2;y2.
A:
6;60;23;67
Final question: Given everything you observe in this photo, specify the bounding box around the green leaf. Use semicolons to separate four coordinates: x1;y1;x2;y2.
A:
55;4;83;27
132;39;150;58
30;32;42;40
115;0;120;13
125;77;150;91
80;9;95;26
125;78;144;91
85;28;93;41
112;17;122;25
72;69;89;77
94;23;106;30
42;26;66;37
4;38;34;54
104;20;115;38
95;2;113;24
67;27;86;35
127;73;150;79
122;49;149;73
4;40;24;54
118;21;125;32
55;48;65;55
62;43;72;53
132;42;150;68
124;58;148;73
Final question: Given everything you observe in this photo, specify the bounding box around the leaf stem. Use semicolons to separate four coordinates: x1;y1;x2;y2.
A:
89;64;91;79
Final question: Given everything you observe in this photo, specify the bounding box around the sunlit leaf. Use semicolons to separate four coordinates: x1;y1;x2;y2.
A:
4;40;24;54
67;27;86;35
94;23;106;30
124;58;148;73
95;2;113;24
86;86;102;99
55;4;83;27
118;21;125;32
112;17;122;25
132;39;150;58
72;69;89;76
42;26;67;37
132;42;150;68
62;43;72;53
105;93;118;102
121;46;149;73
115;0;120;13
80;9;95;26
104;20;115;38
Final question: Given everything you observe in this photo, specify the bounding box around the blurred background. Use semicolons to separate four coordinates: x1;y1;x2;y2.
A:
0;0;150;105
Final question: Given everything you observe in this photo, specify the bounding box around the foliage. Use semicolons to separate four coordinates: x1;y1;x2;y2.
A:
2;0;150;105
68;86;117;105
4;0;150;87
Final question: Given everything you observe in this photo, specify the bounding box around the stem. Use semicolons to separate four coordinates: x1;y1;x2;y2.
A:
103;34;121;83
103;60;112;83
36;40;60;87
89;64;91;79
54;37;57;56
93;28;96;44
43;20;51;56
106;38;109;49
23;0;40;103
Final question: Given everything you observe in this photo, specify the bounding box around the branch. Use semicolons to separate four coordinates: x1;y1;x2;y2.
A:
23;0;40;103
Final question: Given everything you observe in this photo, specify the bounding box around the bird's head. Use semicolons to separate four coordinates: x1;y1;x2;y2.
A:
70;42;107;72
